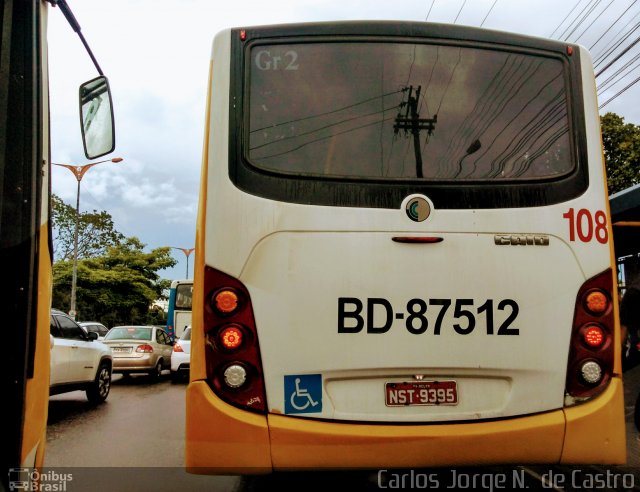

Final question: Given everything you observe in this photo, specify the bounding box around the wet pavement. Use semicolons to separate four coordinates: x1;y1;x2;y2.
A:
44;367;640;491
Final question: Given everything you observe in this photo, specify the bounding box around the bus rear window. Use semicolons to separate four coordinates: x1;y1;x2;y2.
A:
176;284;193;309
248;42;572;182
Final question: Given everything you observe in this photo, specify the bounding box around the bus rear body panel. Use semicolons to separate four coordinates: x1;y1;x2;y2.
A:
174;312;193;339
244;225;582;421
187;22;626;471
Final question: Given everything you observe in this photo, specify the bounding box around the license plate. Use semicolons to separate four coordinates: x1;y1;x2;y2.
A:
385;380;458;406
112;347;131;354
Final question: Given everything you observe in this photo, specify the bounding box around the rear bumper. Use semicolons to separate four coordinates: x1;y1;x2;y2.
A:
171;353;191;372
112;355;156;372
171;363;190;373
185;378;626;474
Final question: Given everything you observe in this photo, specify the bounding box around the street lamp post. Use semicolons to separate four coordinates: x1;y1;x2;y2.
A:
53;157;124;319
170;247;195;279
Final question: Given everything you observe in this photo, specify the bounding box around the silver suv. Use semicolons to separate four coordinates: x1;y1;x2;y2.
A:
50;309;113;403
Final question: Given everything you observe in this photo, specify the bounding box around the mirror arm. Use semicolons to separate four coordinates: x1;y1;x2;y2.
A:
48;0;104;76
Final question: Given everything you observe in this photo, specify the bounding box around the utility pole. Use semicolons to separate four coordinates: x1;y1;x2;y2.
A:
394;86;437;178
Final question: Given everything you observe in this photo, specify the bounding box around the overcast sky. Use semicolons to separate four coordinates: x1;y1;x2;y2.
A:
47;0;640;281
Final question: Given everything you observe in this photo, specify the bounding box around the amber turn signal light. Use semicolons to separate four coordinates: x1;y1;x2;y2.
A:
214;289;239;314
584;290;608;315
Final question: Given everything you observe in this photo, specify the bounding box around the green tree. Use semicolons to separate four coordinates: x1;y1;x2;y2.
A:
52;238;176;326
52;194;125;262
600;112;640;195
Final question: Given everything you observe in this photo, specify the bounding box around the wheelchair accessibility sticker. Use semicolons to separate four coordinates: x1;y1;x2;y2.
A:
284;374;322;414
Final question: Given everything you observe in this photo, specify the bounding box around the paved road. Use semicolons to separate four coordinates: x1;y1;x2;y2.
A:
46;373;238;491
45;368;640;491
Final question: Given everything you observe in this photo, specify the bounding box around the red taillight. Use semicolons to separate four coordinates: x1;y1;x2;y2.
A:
583;324;605;348
203;266;266;413
566;269;615;401
173;343;184;353
219;325;244;350
136;344;154;353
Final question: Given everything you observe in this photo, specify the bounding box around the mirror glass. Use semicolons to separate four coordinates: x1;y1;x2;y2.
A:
79;76;115;159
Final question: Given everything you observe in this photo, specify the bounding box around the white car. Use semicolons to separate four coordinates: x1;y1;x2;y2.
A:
79;321;109;340
170;326;191;382
50;309;113;403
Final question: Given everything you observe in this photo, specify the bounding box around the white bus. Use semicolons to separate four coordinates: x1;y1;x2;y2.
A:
166;279;193;339
186;21;625;472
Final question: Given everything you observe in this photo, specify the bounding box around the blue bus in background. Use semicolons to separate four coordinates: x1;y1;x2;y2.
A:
166;279;193;339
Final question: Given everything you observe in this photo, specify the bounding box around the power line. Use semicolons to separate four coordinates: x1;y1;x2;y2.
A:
435;47;462;115
250;104;401;152
453;0;467;24
256;116;397;161
599;73;640;108
480;0;498;27
597;52;640;92
440;55;524;168
549;0;589;38
250;90;402;133
437;57;540;174
425;0;436;21
405;45;418;88
595;32;640;77
514;125;568;177
571;0;615;43
491;97;566;177
589;0;638;51
593;18;640;68
469;75;563;178
559;0;601;40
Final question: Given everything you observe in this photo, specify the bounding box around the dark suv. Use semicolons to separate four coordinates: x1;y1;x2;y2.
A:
50;309;113;403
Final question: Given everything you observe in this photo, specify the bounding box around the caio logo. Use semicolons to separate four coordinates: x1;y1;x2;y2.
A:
406;197;431;222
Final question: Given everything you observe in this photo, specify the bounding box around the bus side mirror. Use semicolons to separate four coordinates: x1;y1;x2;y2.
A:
79;75;115;159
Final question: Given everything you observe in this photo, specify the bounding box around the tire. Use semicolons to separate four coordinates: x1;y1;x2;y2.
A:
86;362;112;404
170;370;181;384
149;360;163;381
